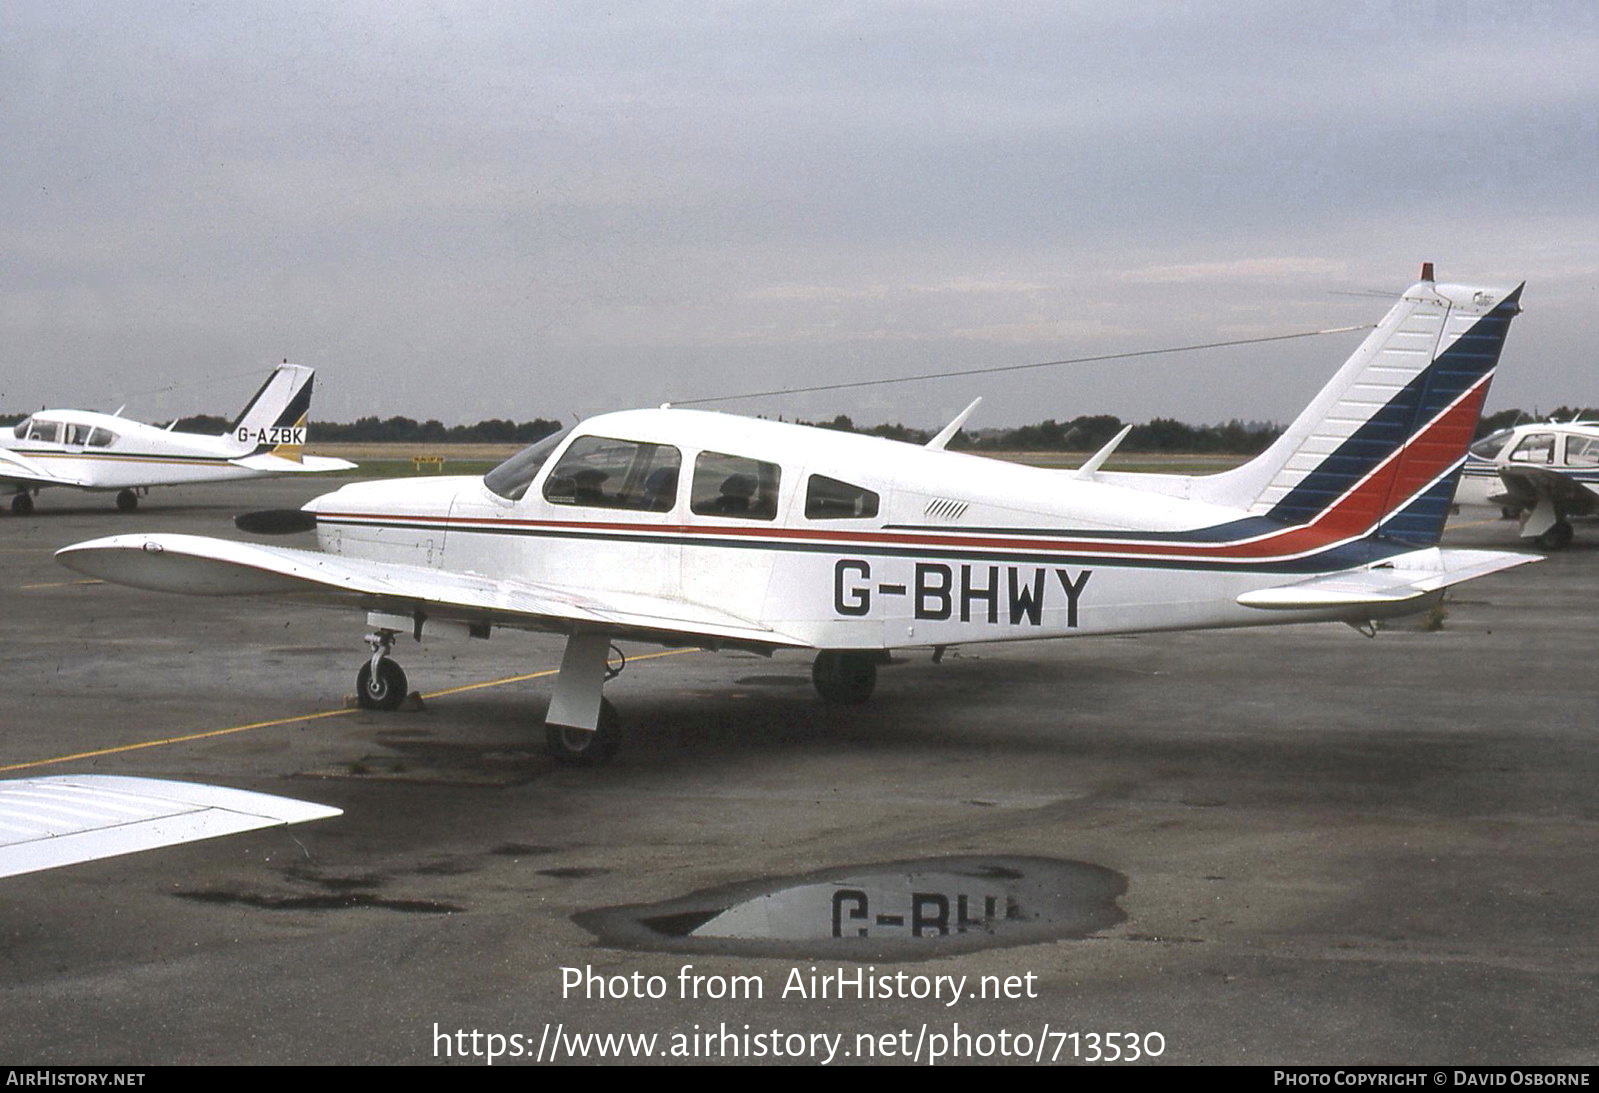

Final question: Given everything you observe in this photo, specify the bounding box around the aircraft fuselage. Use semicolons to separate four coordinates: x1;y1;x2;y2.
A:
303;409;1412;651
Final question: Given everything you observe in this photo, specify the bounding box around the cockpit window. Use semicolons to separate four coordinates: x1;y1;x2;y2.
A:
483;427;571;501
1469;429;1513;459
542;435;681;512
805;474;879;519
27;419;61;443
12;418;30;440
690;452;781;520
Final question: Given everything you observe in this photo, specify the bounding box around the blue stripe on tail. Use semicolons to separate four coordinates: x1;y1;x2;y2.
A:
1265;293;1520;529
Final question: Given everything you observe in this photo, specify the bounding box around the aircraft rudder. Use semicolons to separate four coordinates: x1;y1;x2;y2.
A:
225;363;316;457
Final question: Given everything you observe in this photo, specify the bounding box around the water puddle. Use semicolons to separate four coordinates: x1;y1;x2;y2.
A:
577;855;1124;960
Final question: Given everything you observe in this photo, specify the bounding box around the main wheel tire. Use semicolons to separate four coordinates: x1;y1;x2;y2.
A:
115;489;138;513
1537;521;1574;551
811;651;878;705
11;492;33;516
356;658;408;711
545;698;620;765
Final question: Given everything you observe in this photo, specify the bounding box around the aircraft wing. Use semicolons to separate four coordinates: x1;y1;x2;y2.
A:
56;533;803;650
0;775;340;879
1495;465;1599;518
1235;548;1537;610
0;446;85;488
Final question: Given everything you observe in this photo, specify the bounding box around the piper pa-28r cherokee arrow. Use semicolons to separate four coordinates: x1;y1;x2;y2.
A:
2;362;353;514
58;271;1532;764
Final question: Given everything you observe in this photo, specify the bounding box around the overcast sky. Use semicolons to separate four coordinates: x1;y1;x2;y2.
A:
3;2;1595;431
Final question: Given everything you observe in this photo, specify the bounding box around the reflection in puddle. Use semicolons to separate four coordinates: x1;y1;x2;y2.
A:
577;856;1124;960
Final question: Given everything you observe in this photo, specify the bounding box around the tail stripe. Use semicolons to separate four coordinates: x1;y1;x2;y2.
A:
1264;292;1519;527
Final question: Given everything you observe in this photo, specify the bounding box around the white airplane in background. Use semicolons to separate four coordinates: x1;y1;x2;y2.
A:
2;363;354;514
59;271;1533;765
1456;419;1599;550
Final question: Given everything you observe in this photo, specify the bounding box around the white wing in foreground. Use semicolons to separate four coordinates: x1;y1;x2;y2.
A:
56;533;802;650
0;775;341;879
1235;548;1537;610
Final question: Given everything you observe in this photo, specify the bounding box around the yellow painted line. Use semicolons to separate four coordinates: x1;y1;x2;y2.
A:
18;579;103;590
1450;516;1514;530
0;647;697;775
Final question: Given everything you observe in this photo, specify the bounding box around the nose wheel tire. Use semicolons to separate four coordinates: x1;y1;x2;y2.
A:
546;698;620;765
812;651;878;705
356;658;409;711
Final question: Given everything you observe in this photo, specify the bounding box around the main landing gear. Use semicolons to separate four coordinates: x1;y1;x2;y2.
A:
541;633;623;765
115;488;139;513
811;650;878;705
1536;520;1574;551
10;491;33;516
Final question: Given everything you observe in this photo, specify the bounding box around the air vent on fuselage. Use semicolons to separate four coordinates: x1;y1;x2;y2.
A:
924;497;969;522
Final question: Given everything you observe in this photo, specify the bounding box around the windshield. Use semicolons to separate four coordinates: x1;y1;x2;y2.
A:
1469;429;1513;459
483;427;571;501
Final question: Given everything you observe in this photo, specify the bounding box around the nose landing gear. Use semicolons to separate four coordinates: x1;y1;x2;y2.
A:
356;630;409;711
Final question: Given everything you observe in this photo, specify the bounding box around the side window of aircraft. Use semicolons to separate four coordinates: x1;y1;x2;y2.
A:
1508;434;1556;463
691;452;781;520
62;424;89;446
86;427;117;448
27;420;62;443
1566;436;1599;467
484;427;572;501
805;474;880;519
1469;430;1513;459
542;435;681;512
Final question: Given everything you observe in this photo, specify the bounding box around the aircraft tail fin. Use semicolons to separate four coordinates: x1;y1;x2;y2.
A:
225;363;317;460
1194;271;1524;547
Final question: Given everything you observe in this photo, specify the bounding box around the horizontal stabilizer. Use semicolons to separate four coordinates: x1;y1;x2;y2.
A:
0;775;340;879
229;453;356;473
1236;548;1536;610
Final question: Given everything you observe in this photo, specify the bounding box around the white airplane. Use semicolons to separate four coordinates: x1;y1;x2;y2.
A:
57;271;1533;764
2;363;354;514
1456;419;1599;549
0;775;339;879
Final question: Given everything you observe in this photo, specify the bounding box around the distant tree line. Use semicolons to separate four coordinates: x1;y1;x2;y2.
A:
169;414;565;444
8;407;1596;450
797;413;1284;454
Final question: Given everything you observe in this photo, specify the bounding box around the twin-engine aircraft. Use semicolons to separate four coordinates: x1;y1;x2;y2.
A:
1455;419;1599;549
59;272;1532;763
2;363;354;514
